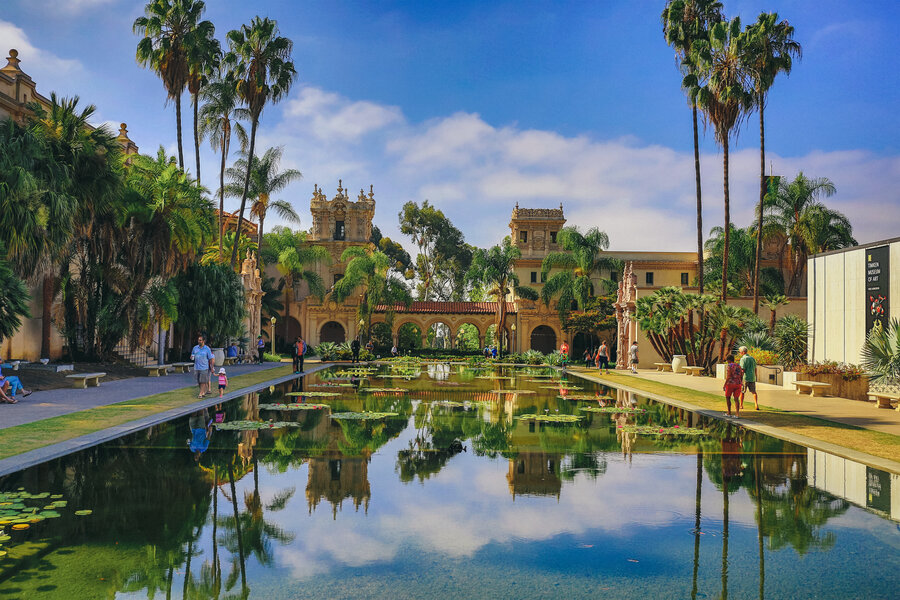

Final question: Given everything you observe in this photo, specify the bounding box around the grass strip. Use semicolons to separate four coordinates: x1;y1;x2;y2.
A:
575;369;900;463
0;366;293;460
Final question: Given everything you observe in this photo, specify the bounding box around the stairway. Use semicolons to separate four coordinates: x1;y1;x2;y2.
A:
114;340;159;368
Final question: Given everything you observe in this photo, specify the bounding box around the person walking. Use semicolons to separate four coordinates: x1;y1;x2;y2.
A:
191;335;215;399
628;341;639;374
351;338;361;363
292;336;306;374
738;346;759;411
723;354;744;418
217;368;228;398
256;335;266;363
583;347;593;368
597;340;611;375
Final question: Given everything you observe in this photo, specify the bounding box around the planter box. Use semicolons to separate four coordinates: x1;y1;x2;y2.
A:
795;373;870;401
756;365;784;386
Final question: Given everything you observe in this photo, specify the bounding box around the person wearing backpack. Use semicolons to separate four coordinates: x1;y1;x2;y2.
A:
292;336;307;374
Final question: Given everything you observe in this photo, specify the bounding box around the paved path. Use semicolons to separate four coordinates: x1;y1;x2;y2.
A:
591;368;900;436
0;362;288;430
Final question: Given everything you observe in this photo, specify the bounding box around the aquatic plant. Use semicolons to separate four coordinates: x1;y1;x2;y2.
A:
331;411;400;420
258;403;329;410
515;413;582;423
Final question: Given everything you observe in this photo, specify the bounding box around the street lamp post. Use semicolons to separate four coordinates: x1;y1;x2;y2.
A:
510;322;517;355
270;316;277;358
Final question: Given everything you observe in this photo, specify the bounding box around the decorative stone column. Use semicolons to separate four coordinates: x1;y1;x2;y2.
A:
614;262;638;369
241;251;264;361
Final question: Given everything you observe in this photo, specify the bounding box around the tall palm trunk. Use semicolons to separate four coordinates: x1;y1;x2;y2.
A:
692;103;704;294
721;137;731;306
230;119;258;268
218;133;227;260
497;291;507;355
40;276;53;358
753;100;765;314
257;210;265;259
175;93;185;169
213;466;220;593
756;455;765;600
691;450;703;600
183;533;194;599
722;484;730;600
193;93;201;184
227;464;248;591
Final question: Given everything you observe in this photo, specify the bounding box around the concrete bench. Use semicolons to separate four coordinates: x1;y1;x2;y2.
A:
868;392;900;410
171;362;193;373
144;364;171;377
223;356;238;366
66;372;105;389
683;366;704;376
654;362;673;372
791;381;832;397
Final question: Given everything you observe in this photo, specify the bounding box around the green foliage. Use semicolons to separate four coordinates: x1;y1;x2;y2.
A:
545;350;566;366
704;224;784;295
371;225;414;279
399;200;471;300
748;348;779;366
173;262;246;348
735;329;775;352
798;360;866;382
262;226;330;301
0;250;30;340
861;319;900;386
774;314;809;369
519;349;546;365
468;236;530;354
313;342;338;361
562;295;616;334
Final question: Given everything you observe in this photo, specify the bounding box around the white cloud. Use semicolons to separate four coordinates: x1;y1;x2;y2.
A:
254;85;900;253
0;20;86;80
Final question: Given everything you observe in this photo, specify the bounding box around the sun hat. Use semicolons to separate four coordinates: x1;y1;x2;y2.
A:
218;368;226;374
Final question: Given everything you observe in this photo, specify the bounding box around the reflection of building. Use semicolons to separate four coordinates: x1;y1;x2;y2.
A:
507;452;562;499
807;448;900;522
306;453;371;518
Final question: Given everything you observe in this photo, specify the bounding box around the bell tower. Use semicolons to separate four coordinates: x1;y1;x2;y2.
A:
309;180;376;243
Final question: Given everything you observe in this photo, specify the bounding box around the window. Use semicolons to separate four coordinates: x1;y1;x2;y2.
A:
550;231;558;243
334;220;345;240
540;272;547;283
530;271;537;283
645;272;654;285
333;273;343;285
610;271;618;283
681;272;689;286
519;230;528;243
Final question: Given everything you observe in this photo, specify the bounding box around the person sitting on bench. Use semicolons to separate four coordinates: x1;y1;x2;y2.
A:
0;358;32;399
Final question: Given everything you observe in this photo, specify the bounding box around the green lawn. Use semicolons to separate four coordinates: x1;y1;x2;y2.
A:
0;366;293;460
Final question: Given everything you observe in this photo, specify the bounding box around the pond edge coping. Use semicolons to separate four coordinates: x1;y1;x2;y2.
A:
0;363;334;478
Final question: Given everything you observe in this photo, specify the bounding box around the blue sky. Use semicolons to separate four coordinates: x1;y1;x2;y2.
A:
3;0;898;250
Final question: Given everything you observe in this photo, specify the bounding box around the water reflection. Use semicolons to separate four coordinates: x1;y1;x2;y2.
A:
0;365;898;599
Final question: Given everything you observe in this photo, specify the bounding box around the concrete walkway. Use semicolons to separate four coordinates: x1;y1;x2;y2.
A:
0;362;288;430
599;368;900;437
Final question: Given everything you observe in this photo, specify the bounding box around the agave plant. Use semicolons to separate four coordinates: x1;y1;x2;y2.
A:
774;314;809;369
521;349;546;366
734;329;775;353
314;342;338;361
545;350;566;367
861;319;900;386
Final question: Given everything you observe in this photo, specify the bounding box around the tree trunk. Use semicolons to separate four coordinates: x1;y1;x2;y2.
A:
175;93;184;170
257;211;265;262
183;534;193;599
218;133;227;260
230;119;258;268
158;320;166;365
228;465;247;591
769;309;776;334
213;466;220;593
756;455;765;600
693;103;704;294
193;92;201;184
753;101;765;314
40;275;53;358
721;136;731;306
691;450;702;600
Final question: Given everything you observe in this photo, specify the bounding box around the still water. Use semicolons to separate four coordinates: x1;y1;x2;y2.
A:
1;364;898;599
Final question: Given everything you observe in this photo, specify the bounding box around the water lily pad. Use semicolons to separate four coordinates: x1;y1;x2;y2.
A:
559;394;613;401
39;511;60;518
489;389;535;395
475;376;515;380
0;550;7;557
515;413;582;423
541;385;583;391
356;387;407;393
258;403;329;411
0;535;10;542
331;411;399;420
285;391;340;397
620;425;705;436
11;524;29;531
579;406;647;414
50;494;63;499
215;420;303;431
74;510;93;516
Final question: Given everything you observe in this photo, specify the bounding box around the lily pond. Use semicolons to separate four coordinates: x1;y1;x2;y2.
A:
1;363;898;599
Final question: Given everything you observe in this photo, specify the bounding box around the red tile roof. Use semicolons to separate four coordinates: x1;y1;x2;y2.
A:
374;301;516;314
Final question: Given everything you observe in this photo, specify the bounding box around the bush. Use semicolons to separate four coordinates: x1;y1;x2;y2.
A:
545;350;566;366
774;315;809;369
748;348;779;366
735;330;775;353
263;352;285;362
520;349;546;365
314;342;338;361
861;319;900;386
798;361;865;382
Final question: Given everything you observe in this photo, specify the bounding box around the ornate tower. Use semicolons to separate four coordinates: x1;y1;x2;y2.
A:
508;203;566;259
309;180;375;243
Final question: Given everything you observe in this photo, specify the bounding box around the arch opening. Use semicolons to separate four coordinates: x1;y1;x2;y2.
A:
530;325;556;354
320;321;346;344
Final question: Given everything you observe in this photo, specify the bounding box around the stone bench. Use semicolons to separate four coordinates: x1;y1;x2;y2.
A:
683;366;704;376
145;365;172;377
868;391;900;410
66;372;106;389
791;381;832;397
654;362;673;372
171;362;193;373
223;356;238;366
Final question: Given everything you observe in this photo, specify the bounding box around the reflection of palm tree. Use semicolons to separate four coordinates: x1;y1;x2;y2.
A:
691;451;702;600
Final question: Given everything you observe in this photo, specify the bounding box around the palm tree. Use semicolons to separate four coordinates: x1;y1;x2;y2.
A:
861;319;900;386
540;226;621;321
704;224;783;296
662;0;724;294
223;146;301;255
201;231;257;270
185;19;220;184
764;173;855;295
742;13;801;313
199;74;249;259
716;303;752;362
468;237;539;355
225;17;297;268
686;17;754;305
261;226;330;338
762;293;789;333
134;0;213;169
330;247;412;342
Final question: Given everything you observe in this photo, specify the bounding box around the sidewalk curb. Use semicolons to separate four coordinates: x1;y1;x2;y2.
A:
0;363;333;477
567;369;900;475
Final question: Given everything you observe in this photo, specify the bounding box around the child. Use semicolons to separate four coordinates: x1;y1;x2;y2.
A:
628;341;639;374
722;354;743;418
217;367;228;398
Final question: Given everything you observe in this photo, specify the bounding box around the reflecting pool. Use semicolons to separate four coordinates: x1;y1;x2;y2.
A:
1;363;898;599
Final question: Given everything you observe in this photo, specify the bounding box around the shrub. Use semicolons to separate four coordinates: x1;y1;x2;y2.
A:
861;319;900;386
735;330;775;353
263;352;285;362
520;349;546;365
314;342;338;361
545;350;566;366
798;361;866;381
748;348;779;366
774;315;809;369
